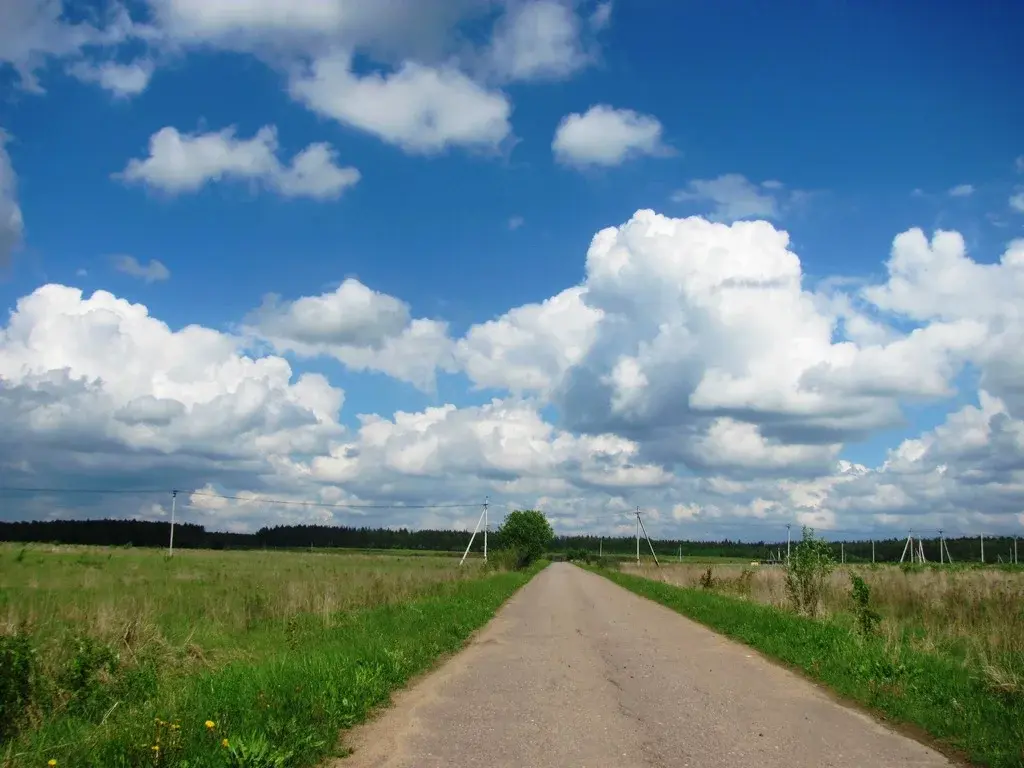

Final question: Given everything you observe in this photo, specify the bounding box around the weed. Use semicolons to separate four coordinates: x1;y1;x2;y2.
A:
849;573;881;637
699;567;715;589
784;527;835;617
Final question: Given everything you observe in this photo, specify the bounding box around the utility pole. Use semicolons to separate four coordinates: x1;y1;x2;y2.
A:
1015;536;1018;565
636;507;660;566
980;532;985;564
168;490;178;557
678;544;682;563
599;538;602;557
459;498;489;566
871;539;875;564
841;541;845;564
786;523;792;561
635;507;640;564
483;496;488;562
938;530;944;564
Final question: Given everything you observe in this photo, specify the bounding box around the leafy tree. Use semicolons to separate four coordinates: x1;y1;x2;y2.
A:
784;526;835;617
496;509;554;566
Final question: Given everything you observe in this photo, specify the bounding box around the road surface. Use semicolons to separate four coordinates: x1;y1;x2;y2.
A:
337;562;952;768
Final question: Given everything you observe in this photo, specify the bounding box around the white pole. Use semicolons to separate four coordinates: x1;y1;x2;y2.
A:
841;541;845;564
871;539;875;563
980;533;984;564
635;508;640;564
786;524;791;561
599;538;602;557
900;532;912;563
637;510;660;567
483;497;488;562
459;506;486;566
678;544;681;563
1015;536;1018;565
168;490;177;557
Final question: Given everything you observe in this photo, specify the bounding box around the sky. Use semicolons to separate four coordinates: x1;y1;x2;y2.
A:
1;0;1023;542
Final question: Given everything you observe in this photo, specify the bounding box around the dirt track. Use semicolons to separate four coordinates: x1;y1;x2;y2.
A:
337;562;951;768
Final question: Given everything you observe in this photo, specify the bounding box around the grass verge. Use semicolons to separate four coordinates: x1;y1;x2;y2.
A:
6;562;545;768
589;567;1024;768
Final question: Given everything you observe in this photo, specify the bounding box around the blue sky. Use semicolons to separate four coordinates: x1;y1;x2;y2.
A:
1;0;1023;539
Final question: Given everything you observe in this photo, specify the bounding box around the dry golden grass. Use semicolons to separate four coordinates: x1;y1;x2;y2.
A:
0;543;484;674
624;561;1024;664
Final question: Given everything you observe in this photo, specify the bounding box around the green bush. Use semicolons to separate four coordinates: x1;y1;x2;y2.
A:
496;510;553;567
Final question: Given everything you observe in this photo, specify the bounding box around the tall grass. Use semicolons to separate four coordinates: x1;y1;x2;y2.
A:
625;562;1024;675
0;544;532;767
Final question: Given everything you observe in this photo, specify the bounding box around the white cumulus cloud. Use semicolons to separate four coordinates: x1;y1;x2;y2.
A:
486;0;592;82
289;54;512;155
947;183;974;197
246;278;457;391
117;125;360;199
552;105;669;168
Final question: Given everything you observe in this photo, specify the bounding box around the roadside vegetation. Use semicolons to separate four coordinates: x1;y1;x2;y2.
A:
591;528;1024;768
0;543;544;767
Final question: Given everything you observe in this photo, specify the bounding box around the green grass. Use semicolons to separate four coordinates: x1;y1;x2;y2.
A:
591;567;1024;768
1;544;543;767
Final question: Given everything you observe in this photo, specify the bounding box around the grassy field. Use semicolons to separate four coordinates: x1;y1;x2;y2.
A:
604;561;1024;767
0;543;538;767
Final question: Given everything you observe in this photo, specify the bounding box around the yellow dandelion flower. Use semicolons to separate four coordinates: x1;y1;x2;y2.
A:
48;761;57;767
221;738;229;748
205;720;215;729
152;745;160;752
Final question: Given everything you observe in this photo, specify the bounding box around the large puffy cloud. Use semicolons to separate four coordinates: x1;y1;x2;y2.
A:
554;211;982;453
118;125;360;199
552;105;669;168
0;133;23;268
245;279;457;390
0;284;346;499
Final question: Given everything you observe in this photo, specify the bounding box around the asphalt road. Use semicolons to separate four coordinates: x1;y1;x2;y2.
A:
337;562;952;768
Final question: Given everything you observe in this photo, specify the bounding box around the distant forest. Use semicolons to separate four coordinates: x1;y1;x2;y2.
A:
0;518;1018;563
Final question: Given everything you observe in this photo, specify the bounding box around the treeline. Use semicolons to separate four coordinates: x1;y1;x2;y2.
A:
0;519;1017;563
